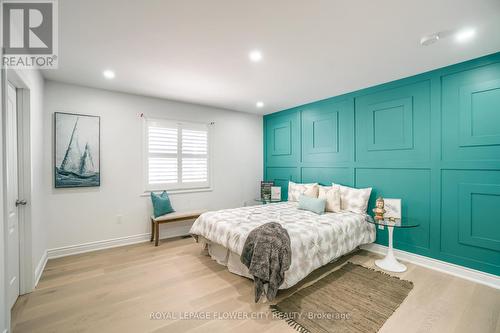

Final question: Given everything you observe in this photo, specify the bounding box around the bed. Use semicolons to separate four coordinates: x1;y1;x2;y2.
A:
189;201;376;289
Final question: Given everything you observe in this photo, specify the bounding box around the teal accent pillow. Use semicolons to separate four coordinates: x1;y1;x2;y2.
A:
298;195;326;215
150;191;174;218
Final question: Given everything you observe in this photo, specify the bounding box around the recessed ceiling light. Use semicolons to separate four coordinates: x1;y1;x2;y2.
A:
455;28;475;43
249;50;262;62
103;69;115;79
256;101;264;108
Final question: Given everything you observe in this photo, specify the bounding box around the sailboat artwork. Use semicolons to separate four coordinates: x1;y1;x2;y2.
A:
54;112;100;187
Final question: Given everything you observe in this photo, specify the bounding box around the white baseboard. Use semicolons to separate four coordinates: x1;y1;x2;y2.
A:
361;243;500;290
47;234;150;259
47;225;192;259
34;250;48;287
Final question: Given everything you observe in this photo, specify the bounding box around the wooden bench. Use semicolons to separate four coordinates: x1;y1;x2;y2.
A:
150;210;205;246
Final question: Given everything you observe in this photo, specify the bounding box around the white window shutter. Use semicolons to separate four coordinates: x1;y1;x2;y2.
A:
148;126;177;154
182;129;208;155
181;129;208;183
148;157;177;184
145;119;210;191
182;157;208;183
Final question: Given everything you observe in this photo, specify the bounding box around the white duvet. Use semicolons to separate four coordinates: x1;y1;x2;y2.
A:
189;202;376;288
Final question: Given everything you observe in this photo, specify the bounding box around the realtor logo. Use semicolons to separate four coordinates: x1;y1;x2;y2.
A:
2;0;58;68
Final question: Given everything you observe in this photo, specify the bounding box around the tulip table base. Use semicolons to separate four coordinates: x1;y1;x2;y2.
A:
375;225;407;273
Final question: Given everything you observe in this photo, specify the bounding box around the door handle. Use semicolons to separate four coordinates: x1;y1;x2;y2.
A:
15;199;27;206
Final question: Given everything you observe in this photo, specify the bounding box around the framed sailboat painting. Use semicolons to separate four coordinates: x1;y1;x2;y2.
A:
54;112;100;188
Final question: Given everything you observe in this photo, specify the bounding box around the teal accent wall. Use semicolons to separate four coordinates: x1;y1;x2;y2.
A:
264;52;500;276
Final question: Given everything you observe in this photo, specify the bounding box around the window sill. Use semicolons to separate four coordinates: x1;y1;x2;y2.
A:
140;187;213;197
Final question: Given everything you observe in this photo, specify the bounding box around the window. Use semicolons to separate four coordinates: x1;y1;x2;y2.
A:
144;118;210;191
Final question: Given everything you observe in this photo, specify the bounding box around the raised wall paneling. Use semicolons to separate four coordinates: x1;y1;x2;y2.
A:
442;62;500;162
356;168;431;253
441;170;500;275
366;97;413;151
355;81;430;162
272;121;291;155
458;183;500;252
305;110;338;153
265;167;299;201
264;53;500;275
265;112;300;166
301;167;353;187
459;79;500;147
301;99;353;163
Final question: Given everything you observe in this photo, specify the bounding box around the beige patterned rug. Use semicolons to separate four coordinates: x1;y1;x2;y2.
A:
270;262;413;333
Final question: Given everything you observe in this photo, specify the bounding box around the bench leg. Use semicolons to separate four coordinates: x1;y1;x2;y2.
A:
155;221;160;246
150;218;155;242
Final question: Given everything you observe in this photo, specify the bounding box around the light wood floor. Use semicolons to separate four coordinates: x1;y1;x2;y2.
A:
11;237;500;333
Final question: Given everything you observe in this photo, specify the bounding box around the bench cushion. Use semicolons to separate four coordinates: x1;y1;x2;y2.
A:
153;210;205;222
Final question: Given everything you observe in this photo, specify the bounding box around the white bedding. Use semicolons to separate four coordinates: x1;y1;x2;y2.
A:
189;202;376;289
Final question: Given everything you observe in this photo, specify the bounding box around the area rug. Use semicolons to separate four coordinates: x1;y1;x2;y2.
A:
270;262;413;333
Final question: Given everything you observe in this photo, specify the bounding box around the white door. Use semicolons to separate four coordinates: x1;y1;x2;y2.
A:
6;83;20;309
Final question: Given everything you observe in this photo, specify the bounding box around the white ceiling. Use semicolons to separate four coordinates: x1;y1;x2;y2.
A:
43;0;500;114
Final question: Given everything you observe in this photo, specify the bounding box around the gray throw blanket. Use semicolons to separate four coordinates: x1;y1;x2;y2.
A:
240;222;291;302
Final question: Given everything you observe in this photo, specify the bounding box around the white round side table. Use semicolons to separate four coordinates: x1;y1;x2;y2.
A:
366;216;419;273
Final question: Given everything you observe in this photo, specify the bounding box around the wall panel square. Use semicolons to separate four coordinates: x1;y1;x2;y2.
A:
265;112;300;166
442;62;500;161
301;99;353;164
459;183;500;251
459;79;500;147
368;97;413;151
355;81;430;162
441;170;500;275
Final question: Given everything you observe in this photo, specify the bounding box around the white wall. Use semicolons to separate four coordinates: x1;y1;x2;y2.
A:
44;81;263;251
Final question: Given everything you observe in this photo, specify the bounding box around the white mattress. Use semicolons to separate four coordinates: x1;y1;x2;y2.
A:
190;202;376;289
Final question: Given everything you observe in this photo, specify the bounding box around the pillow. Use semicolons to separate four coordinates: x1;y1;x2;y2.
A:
334;184;372;214
287;181;319;201
318;185;341;212
150;191;174;218
298;195;326;215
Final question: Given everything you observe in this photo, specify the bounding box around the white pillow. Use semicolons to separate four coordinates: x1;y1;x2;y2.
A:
334;184;372;214
287;181;319;202
318;185;341;212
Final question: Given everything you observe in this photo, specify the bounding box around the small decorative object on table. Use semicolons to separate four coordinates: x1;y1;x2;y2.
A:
383;198;402;218
271;186;281;201
372;196;386;220
260;181;274;201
